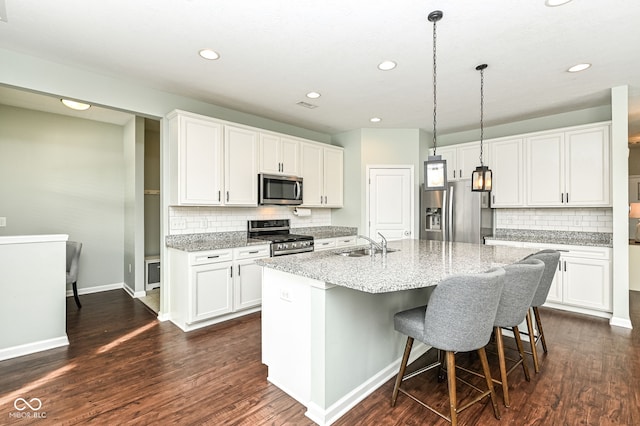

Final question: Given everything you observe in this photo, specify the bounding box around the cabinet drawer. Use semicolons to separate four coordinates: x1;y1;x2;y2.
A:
234;245;270;260
190;249;233;265
335;236;357;247
314;238;337;251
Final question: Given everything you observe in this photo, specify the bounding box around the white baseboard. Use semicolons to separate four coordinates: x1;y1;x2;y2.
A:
305;342;430;426
0;336;69;362
66;282;124;297
610;316;633;329
123;284;146;299
170;307;262;332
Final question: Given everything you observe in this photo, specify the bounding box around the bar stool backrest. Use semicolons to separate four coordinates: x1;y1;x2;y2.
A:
423;267;505;353
494;258;545;327
523;250;561;307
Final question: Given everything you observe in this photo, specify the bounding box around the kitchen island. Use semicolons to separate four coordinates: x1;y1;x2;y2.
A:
257;239;536;425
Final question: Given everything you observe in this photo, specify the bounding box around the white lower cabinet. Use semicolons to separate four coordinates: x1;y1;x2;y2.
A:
314;235;357;252
486;240;612;317
169;244;270;331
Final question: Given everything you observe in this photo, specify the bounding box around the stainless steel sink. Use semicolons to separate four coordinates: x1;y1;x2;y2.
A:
337;248;397;257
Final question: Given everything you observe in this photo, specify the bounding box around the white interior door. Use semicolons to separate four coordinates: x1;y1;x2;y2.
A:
368;167;413;241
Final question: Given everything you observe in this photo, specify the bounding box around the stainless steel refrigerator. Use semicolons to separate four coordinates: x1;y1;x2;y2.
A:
419;180;494;244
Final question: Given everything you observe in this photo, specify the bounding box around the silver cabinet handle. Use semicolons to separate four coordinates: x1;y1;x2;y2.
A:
566;193;569;203
564;261;567;272
561;193;564;203
238;265;241;276
320;195;323;204
226;191;229;202
207;255;219;259
230;266;233;278
218;190;221;202
324;195;327;204
248;250;259;254
453;170;456;178
492;194;495;204
459;169;462;178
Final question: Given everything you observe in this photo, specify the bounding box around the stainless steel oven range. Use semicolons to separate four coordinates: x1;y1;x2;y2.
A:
247;219;314;257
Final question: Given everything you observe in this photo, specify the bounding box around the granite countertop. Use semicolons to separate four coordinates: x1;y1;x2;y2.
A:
166;232;267;252
485;229;613;248
291;226;357;239
256;239;537;294
166;226;358;252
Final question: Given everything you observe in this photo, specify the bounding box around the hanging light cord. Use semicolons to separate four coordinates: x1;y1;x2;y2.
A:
431;15;438;156
477;63;487;167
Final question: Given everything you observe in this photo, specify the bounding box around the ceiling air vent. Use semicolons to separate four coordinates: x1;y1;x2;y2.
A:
296;101;318;109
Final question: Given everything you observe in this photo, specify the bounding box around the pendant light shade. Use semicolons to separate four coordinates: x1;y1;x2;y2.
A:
471;63;492;192
424;10;447;191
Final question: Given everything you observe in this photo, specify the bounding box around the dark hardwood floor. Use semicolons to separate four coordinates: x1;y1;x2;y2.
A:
1;290;639;425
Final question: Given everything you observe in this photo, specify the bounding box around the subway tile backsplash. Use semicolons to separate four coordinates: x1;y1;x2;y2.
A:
168;206;332;235
495;208;613;233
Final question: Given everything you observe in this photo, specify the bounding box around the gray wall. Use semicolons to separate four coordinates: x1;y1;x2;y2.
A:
630;146;640;176
0;104;125;291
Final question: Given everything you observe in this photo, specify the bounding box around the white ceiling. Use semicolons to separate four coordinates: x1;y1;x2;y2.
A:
1;0;639;140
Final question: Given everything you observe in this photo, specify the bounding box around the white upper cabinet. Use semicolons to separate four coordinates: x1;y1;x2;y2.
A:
300;142;344;208
224;125;258;206
259;133;300;176
526;124;610;207
564;125;610;206
489;138;525;207
431;141;484;181
168;111;223;205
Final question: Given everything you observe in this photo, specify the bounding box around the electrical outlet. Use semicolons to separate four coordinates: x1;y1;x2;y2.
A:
280;289;292;302
128;264;132;273
0;217;6;227
170;218;186;230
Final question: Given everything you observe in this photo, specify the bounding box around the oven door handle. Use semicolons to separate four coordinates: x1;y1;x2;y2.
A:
273;246;313;256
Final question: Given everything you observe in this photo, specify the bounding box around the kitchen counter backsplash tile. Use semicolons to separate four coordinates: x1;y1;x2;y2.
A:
495;208;612;233
487;229;612;247
168;206;332;235
291;226;357;239
166;232;266;252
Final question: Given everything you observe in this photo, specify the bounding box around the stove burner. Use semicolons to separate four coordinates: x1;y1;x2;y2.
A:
248;220;314;256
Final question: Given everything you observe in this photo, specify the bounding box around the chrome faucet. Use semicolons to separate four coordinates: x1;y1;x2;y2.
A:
356;233;388;255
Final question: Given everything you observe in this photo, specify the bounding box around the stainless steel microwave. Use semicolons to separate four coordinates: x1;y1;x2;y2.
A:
258;174;303;205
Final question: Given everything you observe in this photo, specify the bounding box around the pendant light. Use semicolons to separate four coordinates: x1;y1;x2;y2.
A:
471;63;492;192
423;10;447;191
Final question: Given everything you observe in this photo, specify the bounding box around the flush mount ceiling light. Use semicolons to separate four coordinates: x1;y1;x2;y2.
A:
61;99;91;111
370;117;382;123
545;0;572;6
198;49;220;60
378;60;397;71
471;64;493;192
424;10;448;191
567;63;591;73
306;92;321;99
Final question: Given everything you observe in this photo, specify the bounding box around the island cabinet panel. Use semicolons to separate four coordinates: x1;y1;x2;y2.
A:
169;112;224;205
489;138;525;207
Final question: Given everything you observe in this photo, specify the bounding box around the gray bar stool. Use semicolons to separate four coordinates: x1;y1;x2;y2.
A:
390;267;505;426
522;250;561;373
459;258;545;407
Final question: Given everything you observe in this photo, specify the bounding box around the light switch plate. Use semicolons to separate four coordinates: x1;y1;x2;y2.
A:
0;217;6;227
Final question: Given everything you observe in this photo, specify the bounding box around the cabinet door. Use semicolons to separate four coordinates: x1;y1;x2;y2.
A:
190;262;233;323
234;259;263;311
323;147;344;207
562;257;611;311
456;143;482;181
225;126;258;206
259;133;281;174
545;260;563;304
179;116;223;205
490;138;525;207
564;125;610;206
432;147;457;181
280;137;300;176
300;143;324;207
526;133;564;206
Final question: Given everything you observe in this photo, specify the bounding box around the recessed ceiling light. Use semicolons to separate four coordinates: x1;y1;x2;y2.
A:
545;0;572;6
377;61;397;71
567;63;591;73
199;49;220;60
306;92;321;99
370;117;382;123
61;99;91;111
